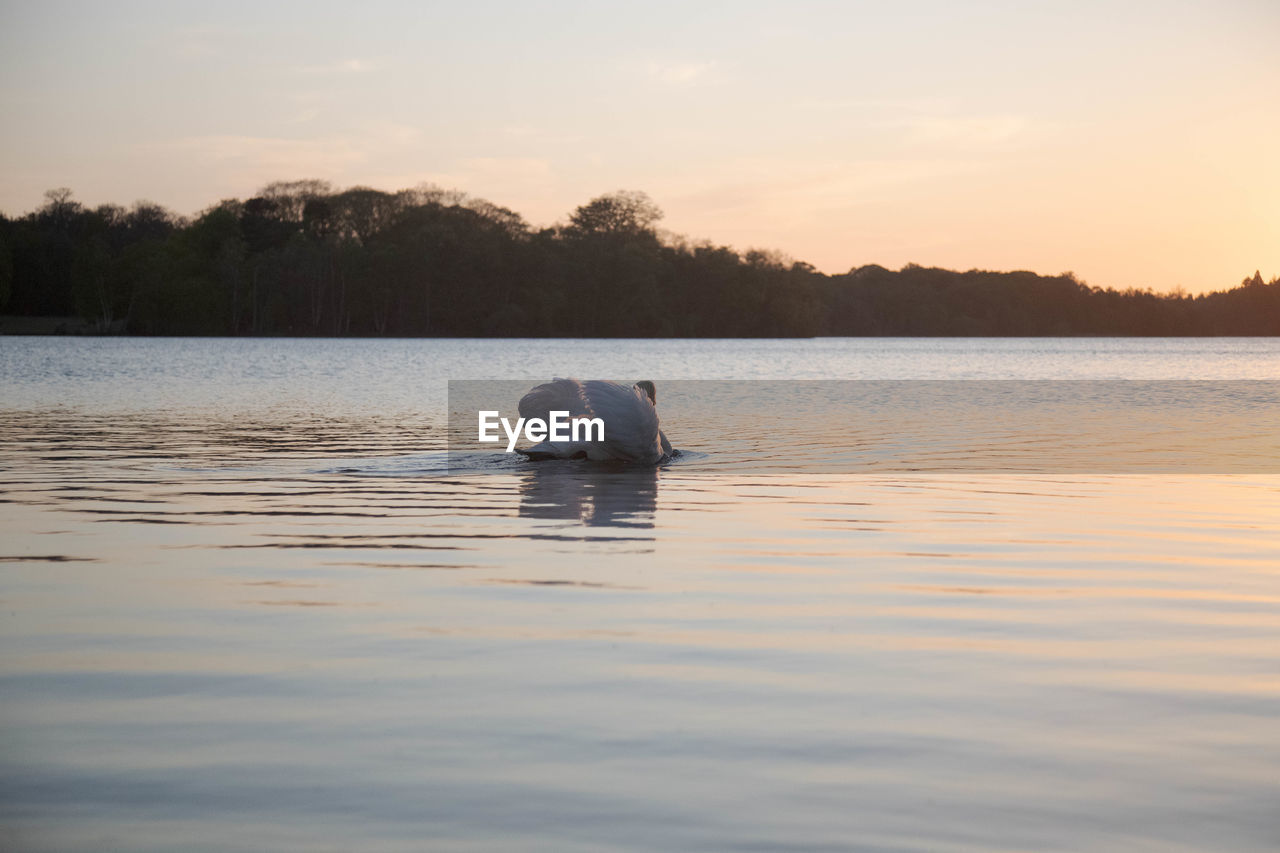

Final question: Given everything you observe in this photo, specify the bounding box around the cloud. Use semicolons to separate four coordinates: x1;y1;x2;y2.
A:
288;107;322;125
417;157;555;194
459;157;554;181
647;155;995;268
898;115;1034;147
150;123;423;195
784;98;1041;151
161;135;366;182
293;58;375;74
667;156;984;218
646;60;718;85
166;25;234;60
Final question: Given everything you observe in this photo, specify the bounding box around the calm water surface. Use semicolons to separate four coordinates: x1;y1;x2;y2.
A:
1;338;1278;852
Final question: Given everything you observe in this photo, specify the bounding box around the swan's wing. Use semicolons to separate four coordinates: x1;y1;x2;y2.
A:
517;378;614;459
659;429;672;457
579;381;662;464
518;378;593;422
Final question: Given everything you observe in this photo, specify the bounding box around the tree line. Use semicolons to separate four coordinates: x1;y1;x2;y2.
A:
1;182;1276;336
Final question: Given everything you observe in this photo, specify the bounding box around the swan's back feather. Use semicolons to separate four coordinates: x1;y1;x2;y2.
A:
517;378;664;464
518;377;595;422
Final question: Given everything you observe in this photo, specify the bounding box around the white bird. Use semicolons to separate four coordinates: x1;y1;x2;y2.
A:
516;378;672;464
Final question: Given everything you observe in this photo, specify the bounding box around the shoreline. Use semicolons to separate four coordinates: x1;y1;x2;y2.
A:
4;318;1278;339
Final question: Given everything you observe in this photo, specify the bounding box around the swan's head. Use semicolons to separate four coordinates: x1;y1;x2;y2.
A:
635;380;656;405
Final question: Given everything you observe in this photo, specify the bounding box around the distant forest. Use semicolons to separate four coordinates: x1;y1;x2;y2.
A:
1;182;1276;336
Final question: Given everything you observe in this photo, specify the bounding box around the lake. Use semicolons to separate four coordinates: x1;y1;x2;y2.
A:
2;337;1278;852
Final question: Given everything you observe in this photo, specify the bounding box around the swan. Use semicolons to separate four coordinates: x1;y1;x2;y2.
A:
516;378;672;464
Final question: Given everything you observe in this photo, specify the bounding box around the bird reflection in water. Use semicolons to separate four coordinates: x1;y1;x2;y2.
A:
518;462;658;529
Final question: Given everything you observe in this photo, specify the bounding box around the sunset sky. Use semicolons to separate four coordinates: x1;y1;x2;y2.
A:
1;0;1276;293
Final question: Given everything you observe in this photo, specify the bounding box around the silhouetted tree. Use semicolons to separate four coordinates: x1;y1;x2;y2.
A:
2;182;1276;337
568;190;662;237
0;224;12;311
